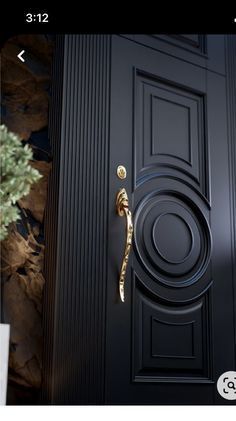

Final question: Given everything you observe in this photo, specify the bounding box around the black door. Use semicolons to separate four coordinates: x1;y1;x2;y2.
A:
43;34;236;405
105;36;235;404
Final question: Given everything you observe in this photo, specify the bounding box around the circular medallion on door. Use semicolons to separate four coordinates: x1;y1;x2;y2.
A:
133;177;212;293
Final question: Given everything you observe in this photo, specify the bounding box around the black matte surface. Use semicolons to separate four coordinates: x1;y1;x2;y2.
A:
42;34;236;405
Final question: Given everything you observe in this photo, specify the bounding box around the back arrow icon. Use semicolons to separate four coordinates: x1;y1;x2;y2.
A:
17;50;25;62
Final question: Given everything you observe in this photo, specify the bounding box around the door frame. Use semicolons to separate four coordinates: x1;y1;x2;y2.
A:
42;34;236;404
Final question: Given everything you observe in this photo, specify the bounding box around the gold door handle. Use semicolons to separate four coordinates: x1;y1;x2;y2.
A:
116;188;133;302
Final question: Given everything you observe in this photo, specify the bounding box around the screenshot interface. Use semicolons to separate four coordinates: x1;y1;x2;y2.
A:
1;9;236;407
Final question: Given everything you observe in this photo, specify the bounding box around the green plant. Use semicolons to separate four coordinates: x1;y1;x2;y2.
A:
0;125;42;240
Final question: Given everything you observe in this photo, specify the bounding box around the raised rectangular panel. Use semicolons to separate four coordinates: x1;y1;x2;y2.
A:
133;279;212;382
121;34;208;69
135;71;208;197
152;34;207;55
168;35;206;54
124;35;225;74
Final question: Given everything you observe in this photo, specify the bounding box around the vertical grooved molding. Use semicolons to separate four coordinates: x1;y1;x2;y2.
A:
42;34;65;404
225;35;236;366
42;35;111;404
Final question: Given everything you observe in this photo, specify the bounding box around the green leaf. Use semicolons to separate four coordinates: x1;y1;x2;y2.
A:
0;125;42;240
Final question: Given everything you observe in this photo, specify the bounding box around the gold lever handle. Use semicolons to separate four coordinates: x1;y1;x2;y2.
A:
116;188;133;302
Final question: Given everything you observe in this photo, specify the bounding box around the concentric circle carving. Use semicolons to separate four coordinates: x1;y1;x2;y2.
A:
134;187;211;289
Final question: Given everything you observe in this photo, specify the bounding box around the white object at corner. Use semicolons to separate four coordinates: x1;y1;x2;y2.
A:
217;371;236;400
0;324;10;405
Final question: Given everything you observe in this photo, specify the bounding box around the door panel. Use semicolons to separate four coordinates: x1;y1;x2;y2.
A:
121;34;226;74
136;72;208;194
106;35;235;404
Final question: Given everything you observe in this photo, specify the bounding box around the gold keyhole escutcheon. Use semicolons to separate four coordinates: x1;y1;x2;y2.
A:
117;165;127;180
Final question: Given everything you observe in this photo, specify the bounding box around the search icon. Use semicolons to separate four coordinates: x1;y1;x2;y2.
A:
227;381;236;390
217;371;236;400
